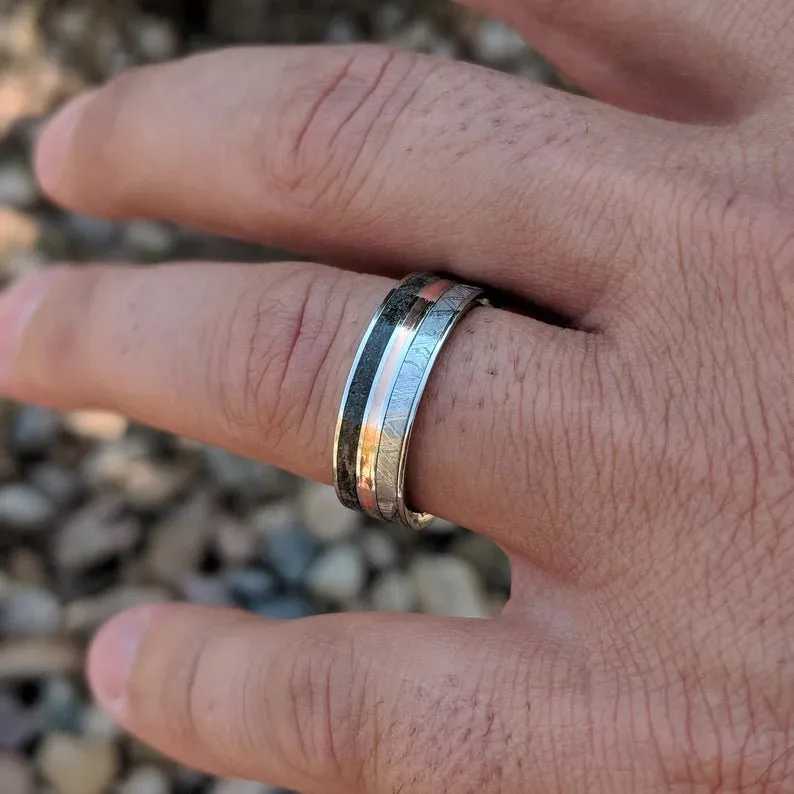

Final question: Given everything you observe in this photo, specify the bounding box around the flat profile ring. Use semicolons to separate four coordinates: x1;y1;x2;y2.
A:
333;273;485;529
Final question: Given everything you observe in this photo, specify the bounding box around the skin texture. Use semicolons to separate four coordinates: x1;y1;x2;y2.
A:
0;0;793;790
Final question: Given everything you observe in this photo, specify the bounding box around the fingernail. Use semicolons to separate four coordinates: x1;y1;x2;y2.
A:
35;90;97;196
89;607;153;717
0;271;55;387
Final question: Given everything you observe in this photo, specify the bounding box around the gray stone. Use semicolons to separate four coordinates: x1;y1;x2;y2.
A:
0;162;37;207
0;638;80;681
0;692;38;750
37;733;119;794
178;575;233;607
0;584;62;636
0;752;34;794
64;586;171;635
203;447;294;502
119;459;194;511
30;464;81;507
213;515;256;566
210;779;282;794
40;678;83;734
116;765;170;794
224;568;279;609
8;406;60;456
371;571;417;613
130;17;179;62
249;501;301;536
254;596;316;621
411;556;490;619
360;530;399;570
300;482;360;542
145;494;214;586
472;19;527;64
307;544;366;602
65;214;119;252
53;498;141;572
122;220;177;257
261;527;318;585
81;705;121;741
0;484;56;533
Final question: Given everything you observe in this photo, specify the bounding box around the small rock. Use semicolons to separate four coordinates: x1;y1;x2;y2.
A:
30;464;81;507
64;411;127;441
307;544;366;602
411;556;490;619
8;405;60;455
121;459;195;511
373;2;408;36
178;575;233;607
0;162;37;207
325;16;360;43
224;568;279;609
0;584;62;636
211;779;281;794
371;571;417;613
116;765;170;794
0;752;34;794
261;527;318;585
213;515;256;566
203;447;295;503
40;678;83;734
53;498;141;572
0;208;38;259
0;484;56;533
64;586;170;635
122;220;177;258
209;0;271;41
38;733;119;794
146;494;214;586
472;19;527;64
249;501;301;536
5;549;46;586
0;638;80;681
254;596;316;621
130;17;179;62
360;530;399;570
81;705;120;741
426;517;458;535
300;482;360;542
451;534;511;592
65;214;118;252
82;437;151;490
0;692;39;750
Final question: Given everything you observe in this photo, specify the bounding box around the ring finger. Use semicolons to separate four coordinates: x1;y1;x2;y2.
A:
0;260;608;569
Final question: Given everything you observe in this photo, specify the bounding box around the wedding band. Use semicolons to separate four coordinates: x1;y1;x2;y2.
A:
333;273;485;528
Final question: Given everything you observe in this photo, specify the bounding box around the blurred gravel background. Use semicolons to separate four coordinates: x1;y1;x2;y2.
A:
0;2;561;792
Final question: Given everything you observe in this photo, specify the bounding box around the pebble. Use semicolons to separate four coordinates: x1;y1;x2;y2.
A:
8;405;60;456
64;586;171;635
65;214;119;252
0;208;38;259
82;437;152;489
146;494;214;586
261;527;318;585
472;19;527;64
451;534;511;592
410;556;490;619
40;678;83;734
225;568;279;609
130;17;179;62
116;765;171;794
0;162;37;207
38;733;119;794
214;515;257;566
81;705;121;741
254;596;316;621
122;220;177;258
307;544;366;602
0;584;62;636
360;530;399;570
211;779;282;794
371;570;417;613
0;752;34;794
0;484;56;533
5;548;47;586
53;498;141;571
0;692;39;750
120;459;195;511
249;501;301;536
30;464;81;507
64;411;128;441
300;482;360;542
203;447;295;503
178;574;233;607
0;638;80;680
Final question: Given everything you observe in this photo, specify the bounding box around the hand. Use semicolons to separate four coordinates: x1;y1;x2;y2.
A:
2;0;793;791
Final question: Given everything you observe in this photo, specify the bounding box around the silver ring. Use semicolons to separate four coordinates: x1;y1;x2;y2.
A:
333;273;485;528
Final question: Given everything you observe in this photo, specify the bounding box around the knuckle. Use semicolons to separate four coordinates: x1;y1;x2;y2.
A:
213;265;345;454
268;45;429;212
275;632;370;781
